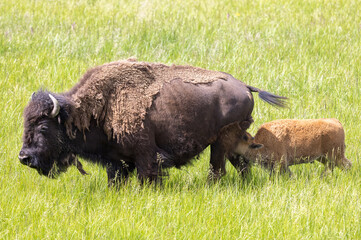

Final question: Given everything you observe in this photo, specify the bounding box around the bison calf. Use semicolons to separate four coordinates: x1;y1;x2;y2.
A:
229;119;351;176
215;122;253;178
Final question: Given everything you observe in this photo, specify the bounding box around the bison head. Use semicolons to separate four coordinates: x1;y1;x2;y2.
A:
19;91;76;178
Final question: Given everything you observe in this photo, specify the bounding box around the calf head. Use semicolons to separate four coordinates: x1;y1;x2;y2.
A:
19;91;77;177
232;131;263;156
220;123;263;156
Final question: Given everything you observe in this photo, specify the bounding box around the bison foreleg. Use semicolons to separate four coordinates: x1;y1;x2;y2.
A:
135;151;163;184
106;160;135;187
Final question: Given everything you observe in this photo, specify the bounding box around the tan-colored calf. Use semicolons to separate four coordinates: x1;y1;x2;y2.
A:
232;119;351;175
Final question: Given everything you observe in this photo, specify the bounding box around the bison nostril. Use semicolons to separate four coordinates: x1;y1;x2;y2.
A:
18;154;31;165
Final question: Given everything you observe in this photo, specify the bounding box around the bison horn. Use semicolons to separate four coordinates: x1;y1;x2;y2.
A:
49;94;60;117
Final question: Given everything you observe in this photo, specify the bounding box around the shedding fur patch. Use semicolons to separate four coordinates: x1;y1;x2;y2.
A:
247;91;252;101
66;59;229;141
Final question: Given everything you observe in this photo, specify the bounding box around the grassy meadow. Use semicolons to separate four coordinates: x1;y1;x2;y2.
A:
1;0;361;238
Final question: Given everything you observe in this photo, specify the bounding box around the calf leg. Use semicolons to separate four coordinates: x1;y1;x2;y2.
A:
319;156;334;177
227;154;251;178
280;164;293;177
338;157;352;170
267;163;277;177
209;140;226;180
278;155;292;176
319;149;349;177
334;149;352;170
268;163;292;177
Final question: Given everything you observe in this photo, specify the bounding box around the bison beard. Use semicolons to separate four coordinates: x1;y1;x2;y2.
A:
19;59;287;186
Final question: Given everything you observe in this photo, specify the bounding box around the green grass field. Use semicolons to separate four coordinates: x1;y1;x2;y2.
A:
1;0;361;238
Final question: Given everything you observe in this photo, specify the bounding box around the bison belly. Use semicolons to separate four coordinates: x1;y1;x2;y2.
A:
147;78;253;167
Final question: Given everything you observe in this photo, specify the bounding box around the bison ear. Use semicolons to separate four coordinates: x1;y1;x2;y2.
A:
250;143;263;149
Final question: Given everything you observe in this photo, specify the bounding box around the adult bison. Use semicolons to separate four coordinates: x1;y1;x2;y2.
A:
19;59;286;185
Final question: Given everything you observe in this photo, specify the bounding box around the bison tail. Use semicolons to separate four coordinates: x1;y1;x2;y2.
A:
247;85;288;108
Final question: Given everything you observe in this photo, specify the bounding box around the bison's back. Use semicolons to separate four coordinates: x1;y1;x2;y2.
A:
65;59;236;141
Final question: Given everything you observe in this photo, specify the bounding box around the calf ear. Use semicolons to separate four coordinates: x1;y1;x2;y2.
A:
250;143;263;149
239;121;251;130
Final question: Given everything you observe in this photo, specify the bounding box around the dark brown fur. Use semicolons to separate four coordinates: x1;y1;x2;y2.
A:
19;60;286;185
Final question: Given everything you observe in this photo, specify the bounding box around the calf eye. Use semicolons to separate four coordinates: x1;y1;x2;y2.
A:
243;135;248;141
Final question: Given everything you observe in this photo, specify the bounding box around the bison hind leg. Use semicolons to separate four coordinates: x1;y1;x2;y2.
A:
208;141;227;181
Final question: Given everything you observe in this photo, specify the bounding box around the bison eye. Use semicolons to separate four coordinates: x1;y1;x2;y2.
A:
38;125;48;133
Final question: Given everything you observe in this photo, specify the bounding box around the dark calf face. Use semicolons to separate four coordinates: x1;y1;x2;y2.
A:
233;131;263;155
19;92;73;177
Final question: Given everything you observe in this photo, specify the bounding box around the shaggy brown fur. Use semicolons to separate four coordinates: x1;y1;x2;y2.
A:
64;59;228;141
232;119;352;175
19;59;287;184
